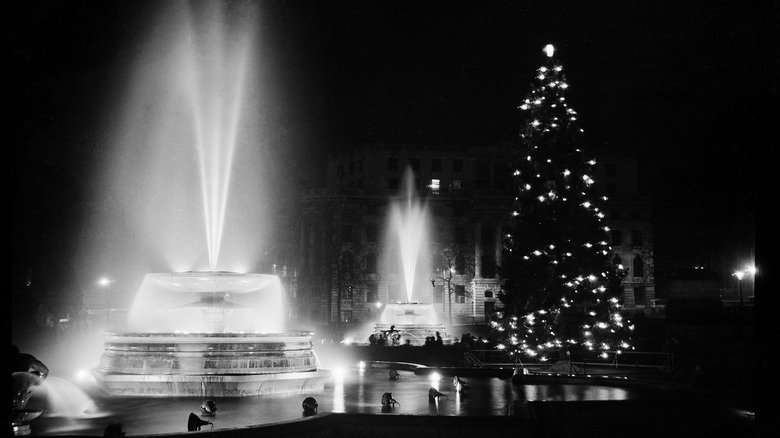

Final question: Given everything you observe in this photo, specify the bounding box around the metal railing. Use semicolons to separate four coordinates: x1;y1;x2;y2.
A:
463;349;675;374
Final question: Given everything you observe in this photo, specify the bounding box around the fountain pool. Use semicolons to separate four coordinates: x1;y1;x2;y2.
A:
28;366;688;436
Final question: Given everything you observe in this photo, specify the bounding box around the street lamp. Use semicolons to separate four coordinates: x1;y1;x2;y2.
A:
732;266;757;307
733;270;745;307
434;267;455;325
97;277;115;313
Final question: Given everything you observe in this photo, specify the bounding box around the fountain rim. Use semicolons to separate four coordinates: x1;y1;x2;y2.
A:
143;271;279;294
101;331;315;343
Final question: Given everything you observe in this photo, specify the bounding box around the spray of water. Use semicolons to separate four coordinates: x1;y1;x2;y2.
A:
390;168;429;302
181;4;253;269
126;272;284;333
38;377;99;418
84;1;265;275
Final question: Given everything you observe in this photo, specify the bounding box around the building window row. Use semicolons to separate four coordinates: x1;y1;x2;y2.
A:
611;229;644;247
388;156;464;173
337;160;364;177
612;254;646;279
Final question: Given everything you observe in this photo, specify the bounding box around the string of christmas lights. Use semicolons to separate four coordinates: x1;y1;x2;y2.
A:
495;44;633;361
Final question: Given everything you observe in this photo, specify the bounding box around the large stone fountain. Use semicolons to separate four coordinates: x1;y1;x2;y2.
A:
92;271;330;396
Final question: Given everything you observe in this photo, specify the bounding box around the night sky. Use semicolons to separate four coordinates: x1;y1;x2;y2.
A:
9;1;775;305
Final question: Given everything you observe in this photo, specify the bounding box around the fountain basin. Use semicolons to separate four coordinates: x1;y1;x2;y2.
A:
30;366;731;437
374;303;447;345
92;332;330;396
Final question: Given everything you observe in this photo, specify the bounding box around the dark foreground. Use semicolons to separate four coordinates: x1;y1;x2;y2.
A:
45;402;750;438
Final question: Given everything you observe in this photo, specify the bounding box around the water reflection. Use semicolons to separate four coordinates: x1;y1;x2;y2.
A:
29;368;667;436
332;372;345;413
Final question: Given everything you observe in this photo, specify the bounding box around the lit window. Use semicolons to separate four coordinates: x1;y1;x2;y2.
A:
430;179;440;194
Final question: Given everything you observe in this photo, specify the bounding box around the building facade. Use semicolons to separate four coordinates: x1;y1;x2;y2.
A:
590;148;656;314
292;143;654;327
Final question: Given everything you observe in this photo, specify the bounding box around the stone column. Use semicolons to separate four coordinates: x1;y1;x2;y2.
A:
474;222;482;278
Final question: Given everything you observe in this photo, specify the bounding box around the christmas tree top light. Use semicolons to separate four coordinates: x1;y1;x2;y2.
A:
544;44;555;58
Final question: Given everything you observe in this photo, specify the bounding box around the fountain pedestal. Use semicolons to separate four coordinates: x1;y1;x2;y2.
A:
374;303;448;345
92;272;330;397
92;332;330;396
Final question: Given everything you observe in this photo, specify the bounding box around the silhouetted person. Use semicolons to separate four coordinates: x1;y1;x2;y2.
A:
452;376;467;391
381;392;399;407
428;387;445;403
435;332;443;346
368;333;377;346
187;413;211;431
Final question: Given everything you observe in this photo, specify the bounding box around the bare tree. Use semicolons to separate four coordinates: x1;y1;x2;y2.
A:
318;196;376;327
431;242;475;325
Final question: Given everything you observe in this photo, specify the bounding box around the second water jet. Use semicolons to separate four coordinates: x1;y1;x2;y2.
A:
373;169;448;345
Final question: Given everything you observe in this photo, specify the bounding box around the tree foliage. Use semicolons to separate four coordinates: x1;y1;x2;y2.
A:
495;46;633;360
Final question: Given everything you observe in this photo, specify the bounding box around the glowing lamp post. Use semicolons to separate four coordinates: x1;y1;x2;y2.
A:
733;270;744;307
97;277;114;311
732;266;757;307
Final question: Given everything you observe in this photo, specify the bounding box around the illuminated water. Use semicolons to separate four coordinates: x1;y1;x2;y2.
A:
125;272;284;333
84;0;266;274
389;168;430;302
28;368;672;436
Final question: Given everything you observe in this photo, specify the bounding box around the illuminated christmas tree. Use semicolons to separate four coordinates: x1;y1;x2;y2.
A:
494;44;633;362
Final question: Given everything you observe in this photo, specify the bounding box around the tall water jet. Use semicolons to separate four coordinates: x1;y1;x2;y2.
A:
181;3;251;270
390;168;429;302
83;1;274;275
374;168;447;345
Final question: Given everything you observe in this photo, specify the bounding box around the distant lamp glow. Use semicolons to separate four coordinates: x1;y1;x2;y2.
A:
734;271;745;280
75;369;93;383
543;44;555;57
97;277;112;287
